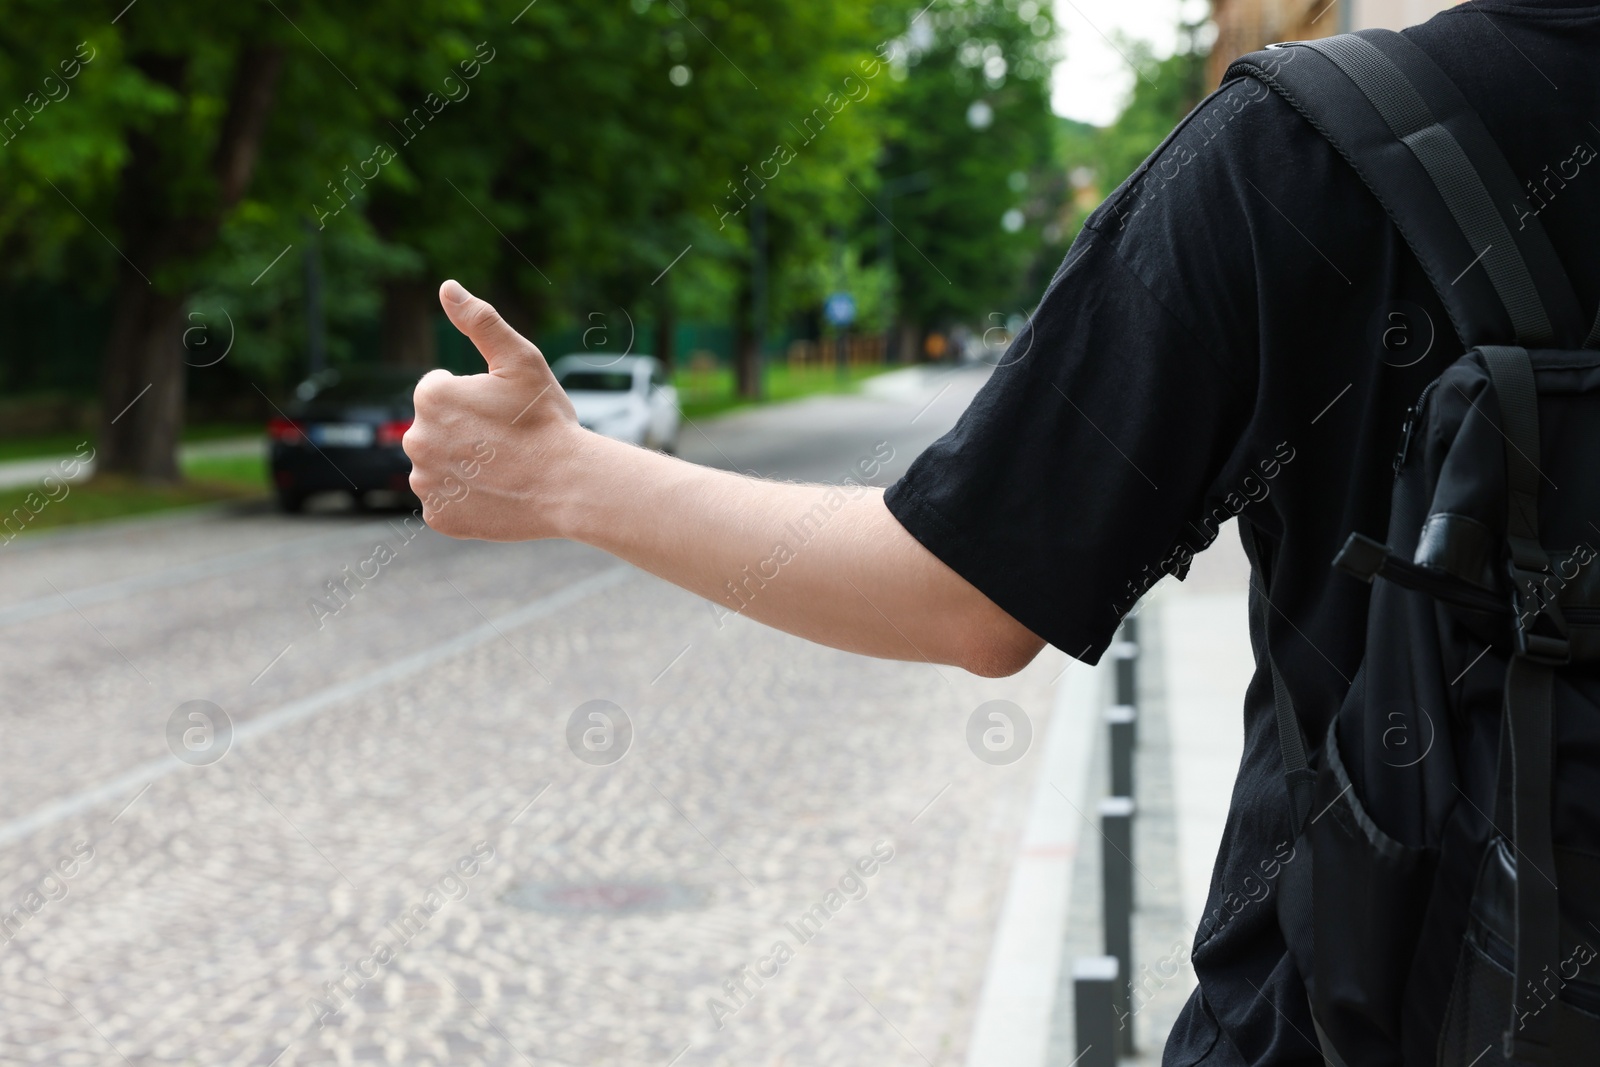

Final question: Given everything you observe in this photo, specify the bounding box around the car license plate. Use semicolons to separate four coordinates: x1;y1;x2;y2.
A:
308;423;374;447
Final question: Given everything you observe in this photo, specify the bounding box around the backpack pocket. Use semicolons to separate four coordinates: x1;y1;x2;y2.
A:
1281;718;1438;1066
1437;839;1600;1066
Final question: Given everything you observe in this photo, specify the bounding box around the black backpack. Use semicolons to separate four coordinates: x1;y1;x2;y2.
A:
1225;29;1600;1067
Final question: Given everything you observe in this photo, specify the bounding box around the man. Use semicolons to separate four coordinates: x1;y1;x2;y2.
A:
403;1;1598;1060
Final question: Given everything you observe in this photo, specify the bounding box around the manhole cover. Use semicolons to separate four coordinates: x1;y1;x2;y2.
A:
502;881;709;915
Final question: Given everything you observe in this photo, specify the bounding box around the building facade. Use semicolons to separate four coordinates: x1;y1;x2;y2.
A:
1206;0;1458;86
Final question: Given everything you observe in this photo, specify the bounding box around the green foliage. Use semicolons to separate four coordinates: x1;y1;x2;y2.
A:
802;248;898;335
0;0;1209;423
1049;25;1211;246
1093;39;1209;193
871;0;1061;327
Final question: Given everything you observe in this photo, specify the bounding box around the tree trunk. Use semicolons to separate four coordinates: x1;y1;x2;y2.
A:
99;277;187;481
894;317;921;365
96;45;284;481
653;289;676;373
380;279;439;368
732;281;760;399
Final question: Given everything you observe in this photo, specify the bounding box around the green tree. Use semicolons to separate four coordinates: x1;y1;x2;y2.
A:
0;0;483;480
0;0;1083;467
264;0;913;402
474;0;913;398
1049;24;1211;248
872;0;1060;343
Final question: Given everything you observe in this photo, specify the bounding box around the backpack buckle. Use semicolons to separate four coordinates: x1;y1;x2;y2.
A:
1508;562;1571;665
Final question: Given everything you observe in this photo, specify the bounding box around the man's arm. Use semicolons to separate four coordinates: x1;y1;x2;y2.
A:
403;281;1046;678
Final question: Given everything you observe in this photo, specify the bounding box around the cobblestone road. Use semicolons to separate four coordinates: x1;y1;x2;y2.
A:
0;367;1073;1066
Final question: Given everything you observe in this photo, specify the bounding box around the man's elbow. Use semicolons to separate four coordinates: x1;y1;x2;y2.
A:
956;619;1047;678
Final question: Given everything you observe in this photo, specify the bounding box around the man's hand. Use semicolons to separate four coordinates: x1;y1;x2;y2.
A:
404;280;583;541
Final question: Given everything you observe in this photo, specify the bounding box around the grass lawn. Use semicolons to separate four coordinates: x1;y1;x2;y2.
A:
182;452;269;485
0;452;268;539
0;422;263;463
674;362;897;420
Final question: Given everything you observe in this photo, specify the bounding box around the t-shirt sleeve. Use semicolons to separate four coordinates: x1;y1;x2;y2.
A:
884;84;1281;664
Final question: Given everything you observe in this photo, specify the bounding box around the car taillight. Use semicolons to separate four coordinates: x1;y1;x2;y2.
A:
377;419;412;447
268;417;304;444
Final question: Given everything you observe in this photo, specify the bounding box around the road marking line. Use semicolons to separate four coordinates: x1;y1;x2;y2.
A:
0;524;398;628
0;565;634;849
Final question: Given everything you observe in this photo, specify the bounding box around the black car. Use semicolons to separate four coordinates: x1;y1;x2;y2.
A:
267;366;424;512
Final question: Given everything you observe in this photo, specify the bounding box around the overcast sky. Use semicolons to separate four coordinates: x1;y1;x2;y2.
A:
1051;0;1195;125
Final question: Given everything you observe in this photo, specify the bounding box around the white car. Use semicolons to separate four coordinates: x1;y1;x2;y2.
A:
552;354;681;452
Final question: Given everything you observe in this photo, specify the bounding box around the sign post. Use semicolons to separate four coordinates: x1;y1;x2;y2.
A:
824;292;856;380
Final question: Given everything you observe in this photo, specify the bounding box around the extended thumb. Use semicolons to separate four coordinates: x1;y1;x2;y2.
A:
439;280;543;375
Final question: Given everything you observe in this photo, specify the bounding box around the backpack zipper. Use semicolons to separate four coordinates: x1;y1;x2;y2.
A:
1394;377;1440;476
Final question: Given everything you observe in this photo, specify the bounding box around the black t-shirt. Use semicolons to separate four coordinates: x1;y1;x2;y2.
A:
884;2;1600;1063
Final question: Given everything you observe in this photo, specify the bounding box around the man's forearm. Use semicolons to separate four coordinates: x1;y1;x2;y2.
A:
553;433;1039;674
405;280;1045;678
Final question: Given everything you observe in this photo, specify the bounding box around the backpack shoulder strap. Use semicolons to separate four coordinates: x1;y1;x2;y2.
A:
1225;28;1588;350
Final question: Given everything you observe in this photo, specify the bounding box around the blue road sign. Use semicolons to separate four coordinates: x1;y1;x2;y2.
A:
824;292;856;328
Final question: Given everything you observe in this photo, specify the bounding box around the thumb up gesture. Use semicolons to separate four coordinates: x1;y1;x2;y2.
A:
403;280;583;541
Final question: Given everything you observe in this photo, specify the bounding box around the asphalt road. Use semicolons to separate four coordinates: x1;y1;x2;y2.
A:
0;366;1073;1067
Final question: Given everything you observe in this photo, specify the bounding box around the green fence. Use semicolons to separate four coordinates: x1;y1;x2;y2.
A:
0;285;110;397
